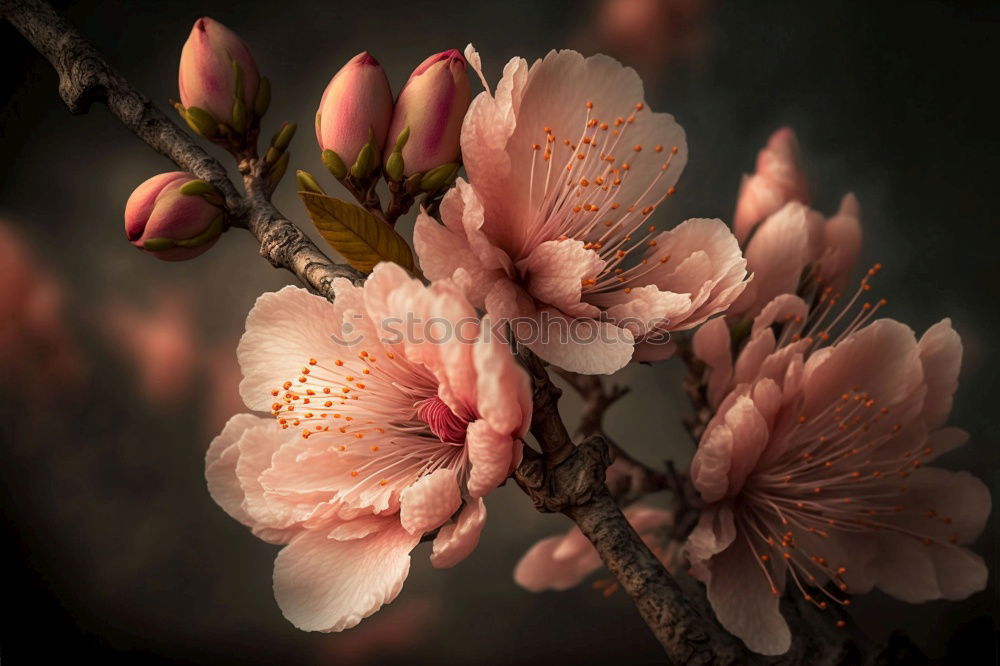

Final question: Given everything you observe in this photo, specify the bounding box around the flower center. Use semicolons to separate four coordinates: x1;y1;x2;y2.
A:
522;100;680;292
417;395;470;444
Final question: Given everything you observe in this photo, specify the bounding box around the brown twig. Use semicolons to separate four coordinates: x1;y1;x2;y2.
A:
1;0;363;298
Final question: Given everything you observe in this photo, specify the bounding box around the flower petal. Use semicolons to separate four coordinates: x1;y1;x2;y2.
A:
430;498;488;568
272;521;420;632
399;468;462;535
465;419;514;498
706;536;791;656
206;413;268;526
238;286;351;411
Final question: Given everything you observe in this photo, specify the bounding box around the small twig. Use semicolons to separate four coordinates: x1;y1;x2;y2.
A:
1;0;363;299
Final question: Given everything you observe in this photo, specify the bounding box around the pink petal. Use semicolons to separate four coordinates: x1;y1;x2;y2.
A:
917;318;962;430
733;127;809;243
272;521;421;632
399;468;462;535
720;396;770;496
465;419;514;498
238;286;354;411
523;308;635;375
692;316;733;407
430;498;488;568
205;413;266;526
801;319;923;418
515;239;603;318
706;536;791;655
514;529;604;592
815;193;863;292
729;202;820;320
685;504;736;579
473;317;532;437
690;421;734;503
413;212;502;306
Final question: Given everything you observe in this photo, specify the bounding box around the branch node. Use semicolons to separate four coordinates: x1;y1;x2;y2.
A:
515;435;611;513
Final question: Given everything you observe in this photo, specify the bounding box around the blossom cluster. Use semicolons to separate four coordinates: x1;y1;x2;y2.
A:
132;16;988;654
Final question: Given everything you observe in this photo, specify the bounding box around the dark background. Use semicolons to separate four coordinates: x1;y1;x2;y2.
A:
1;0;997;663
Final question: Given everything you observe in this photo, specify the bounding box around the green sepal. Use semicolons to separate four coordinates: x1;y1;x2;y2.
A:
231;97;248;134
270;151;290;186
183;105;219;138
350;143;375;179
254;77;271;118
385;151;404;181
322;149;347;179
143;215;224;251
419;162;460;191
295;169;326;195
272;122;297;151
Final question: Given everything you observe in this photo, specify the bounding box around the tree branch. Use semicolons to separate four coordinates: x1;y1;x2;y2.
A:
515;351;746;664
1;0;362;298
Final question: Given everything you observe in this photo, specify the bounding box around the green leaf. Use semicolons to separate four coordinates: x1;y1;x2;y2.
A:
299;192;415;274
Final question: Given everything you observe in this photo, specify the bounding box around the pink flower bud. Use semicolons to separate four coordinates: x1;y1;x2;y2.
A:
178;17;260;126
315;52;393;166
125;172;224;261
384;49;472;175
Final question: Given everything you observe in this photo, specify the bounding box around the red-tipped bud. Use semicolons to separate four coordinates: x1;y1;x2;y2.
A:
125;172;224;261
315;52;393;169
384;49;471;176
178;17;260;130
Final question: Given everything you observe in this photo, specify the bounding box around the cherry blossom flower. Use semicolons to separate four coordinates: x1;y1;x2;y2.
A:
727;128;863;321
515;505;678;592
686;291;989;655
414;46;749;375
728;195;862;321
206;263;531;632
732;126;810;244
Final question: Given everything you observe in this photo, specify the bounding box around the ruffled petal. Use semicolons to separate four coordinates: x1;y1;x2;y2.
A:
272;521;421;632
399;467;462;535
430;498;488;568
205;413;268;526
465;419;514;498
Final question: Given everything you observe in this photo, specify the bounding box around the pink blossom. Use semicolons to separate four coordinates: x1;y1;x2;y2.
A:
414;47;749;375
515;505;677;591
384;49;471;175
728;195;862;321
686;295;989;655
178;17;259;125
124;171;224;261
727;129;863;321
732;127;810;244
316;52;393;166
206;263;531;632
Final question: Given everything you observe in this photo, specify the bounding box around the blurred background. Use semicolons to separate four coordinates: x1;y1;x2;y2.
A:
1;0;997;663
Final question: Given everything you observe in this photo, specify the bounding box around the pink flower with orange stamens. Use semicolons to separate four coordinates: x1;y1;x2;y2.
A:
686;290;989;655
205;263;531;632
414;46;749;374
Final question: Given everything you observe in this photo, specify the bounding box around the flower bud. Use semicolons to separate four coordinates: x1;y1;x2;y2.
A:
384;49;471;176
178;17;260;131
315;52;393;171
125;172;224;261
